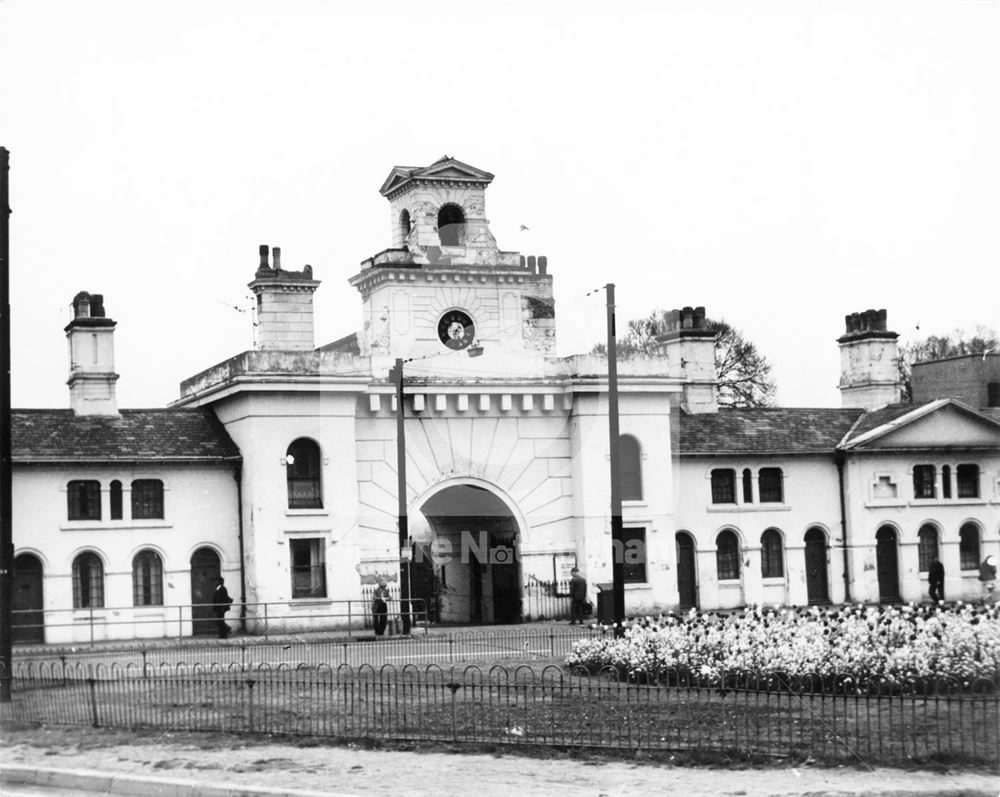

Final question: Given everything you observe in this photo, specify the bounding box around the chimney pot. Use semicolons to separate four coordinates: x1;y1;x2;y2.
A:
91;294;106;318
259;244;270;269
273;246;281;270
538;255;547;275
527;255;536;272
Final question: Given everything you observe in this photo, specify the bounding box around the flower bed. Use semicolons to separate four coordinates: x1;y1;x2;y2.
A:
566;603;1000;691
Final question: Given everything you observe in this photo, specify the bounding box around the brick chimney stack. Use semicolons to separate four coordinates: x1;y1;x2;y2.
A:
655;306;718;414
837;308;901;409
65;291;119;416
248;244;321;351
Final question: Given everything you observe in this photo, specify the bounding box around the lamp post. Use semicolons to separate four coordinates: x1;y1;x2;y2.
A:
604;284;626;636
389;344;484;635
389;357;412;635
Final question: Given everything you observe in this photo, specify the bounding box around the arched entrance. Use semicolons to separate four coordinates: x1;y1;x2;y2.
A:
416;483;523;624
875;526;900;603
803;527;830;605
675;532;698;610
190;548;221;636
13;553;44;644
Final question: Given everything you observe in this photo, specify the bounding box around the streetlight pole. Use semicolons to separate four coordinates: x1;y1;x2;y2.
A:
390;358;412;635
0;148;12;701
604;283;625;636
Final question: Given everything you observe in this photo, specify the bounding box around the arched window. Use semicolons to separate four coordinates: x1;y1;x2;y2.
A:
710;469;736;504
399;208;411;240
959;523;981;570
716;530;741;580
287;438;322;509
132;550;163;606
620;435;642;500
760;528;784;578
72;552;104;608
67;479;101;520
917;524;939;572
131;479;164;519
941;465;952;499
758;467;783;503
742;468;753;503
437;203;466;246
109;480;123;520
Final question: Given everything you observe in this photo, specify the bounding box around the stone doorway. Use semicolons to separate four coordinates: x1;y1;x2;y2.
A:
416;484;523;625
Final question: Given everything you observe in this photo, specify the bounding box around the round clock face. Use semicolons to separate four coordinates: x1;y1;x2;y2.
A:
437;310;476;350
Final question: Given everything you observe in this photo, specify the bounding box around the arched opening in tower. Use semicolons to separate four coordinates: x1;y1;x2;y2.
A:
437;203;466;247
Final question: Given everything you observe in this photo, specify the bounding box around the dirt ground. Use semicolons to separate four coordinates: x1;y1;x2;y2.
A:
1;724;998;797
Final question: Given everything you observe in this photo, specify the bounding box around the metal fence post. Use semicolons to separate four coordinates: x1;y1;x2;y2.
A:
246;679;255;733
87;678;99;727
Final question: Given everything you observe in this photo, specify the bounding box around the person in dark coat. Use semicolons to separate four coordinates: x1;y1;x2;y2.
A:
928;559;945;603
980;556;997;604
371;578;390;637
569;567;588;625
213;577;233;639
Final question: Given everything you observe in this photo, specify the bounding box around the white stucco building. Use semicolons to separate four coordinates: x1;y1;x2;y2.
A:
9;158;1000;643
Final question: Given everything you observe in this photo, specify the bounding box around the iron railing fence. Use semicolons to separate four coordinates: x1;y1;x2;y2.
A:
12;626;606;676
2;662;996;766
11;597;431;646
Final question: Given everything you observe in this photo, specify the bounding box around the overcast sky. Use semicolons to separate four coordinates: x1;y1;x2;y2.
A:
2;0;998;410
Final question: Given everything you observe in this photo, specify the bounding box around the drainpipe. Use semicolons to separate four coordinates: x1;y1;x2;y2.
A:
836;451;852;603
234;461;247;632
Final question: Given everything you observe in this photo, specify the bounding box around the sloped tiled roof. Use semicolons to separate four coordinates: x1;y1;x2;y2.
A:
679;407;865;456
12;408;241;464
839;402;927;443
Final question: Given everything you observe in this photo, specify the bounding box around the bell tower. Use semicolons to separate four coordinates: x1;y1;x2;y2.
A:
349;156;556;363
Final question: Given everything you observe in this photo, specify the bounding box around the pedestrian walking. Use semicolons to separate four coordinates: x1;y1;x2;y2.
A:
928;558;945;603
979;555;997;604
569;567;587;625
372;578;390;637
213;577;233;639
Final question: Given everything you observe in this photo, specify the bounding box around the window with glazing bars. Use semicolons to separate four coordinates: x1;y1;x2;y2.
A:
917;525;938;572
959;524;980;570
72;552;104;608
287;439;322;509
290;538;327;598
131;479;164;519
67;480;101;520
912;465;936;499
957;464;979;498
758;468;783;503
716;530;740;580
710;469;736;503
132;550;163;606
760;529;784;578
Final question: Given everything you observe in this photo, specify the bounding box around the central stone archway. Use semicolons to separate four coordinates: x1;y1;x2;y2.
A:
410;481;524;625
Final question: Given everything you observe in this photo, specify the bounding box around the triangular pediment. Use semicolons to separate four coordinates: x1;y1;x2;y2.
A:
842;399;1000;450
379;157;494;196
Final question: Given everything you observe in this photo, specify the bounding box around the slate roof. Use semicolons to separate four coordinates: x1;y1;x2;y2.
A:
839;402;927;443
679;407;865;456
12;409;241;464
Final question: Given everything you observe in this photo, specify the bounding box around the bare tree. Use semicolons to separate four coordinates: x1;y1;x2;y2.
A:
592;309;776;408
898;325;999;401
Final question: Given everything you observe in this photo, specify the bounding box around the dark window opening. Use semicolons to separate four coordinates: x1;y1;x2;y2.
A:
73;552;104;608
109;480;123;520
710;469;736;504
761;529;784;578
941;465;951;499
399;209;411;240
913;465;936;499
132;550;163;606
917;524;938;572
131;479;164;519
287;438;323;509
621;527;647;584
758;467;784;503
988;382;1000;408
959;523;980;570
620;435;643;501
437;203;466;246
742;468;753;503
290;538;327;598
957;464;979;498
716;530;741;580
68;480;101;521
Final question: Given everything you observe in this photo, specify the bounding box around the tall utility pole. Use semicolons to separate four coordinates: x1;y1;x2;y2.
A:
391;358;411;635
0;147;13;701
604;283;625;635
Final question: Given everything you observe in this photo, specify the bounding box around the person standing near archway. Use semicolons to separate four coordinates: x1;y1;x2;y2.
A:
569;567;588;625
928;559;945;603
980;556;997;604
213;577;233;639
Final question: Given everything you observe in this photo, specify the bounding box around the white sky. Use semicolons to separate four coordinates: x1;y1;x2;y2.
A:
2;0;998;409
